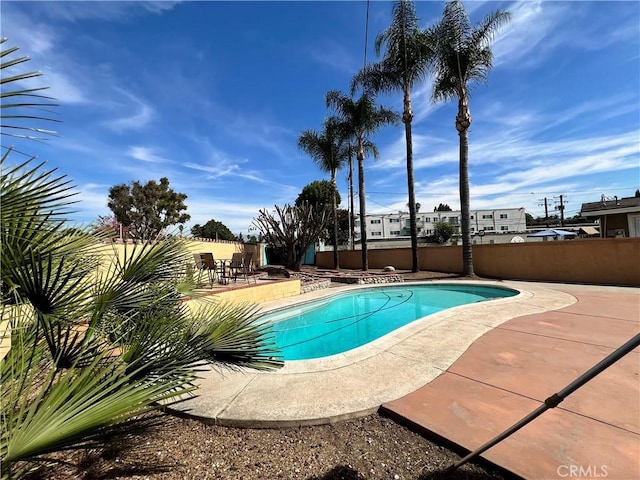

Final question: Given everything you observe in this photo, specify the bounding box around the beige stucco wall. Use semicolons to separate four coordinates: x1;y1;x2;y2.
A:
96;240;264;269
208;279;301;305
317;238;640;286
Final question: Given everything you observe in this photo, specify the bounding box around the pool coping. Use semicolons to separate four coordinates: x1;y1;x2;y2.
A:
174;280;578;427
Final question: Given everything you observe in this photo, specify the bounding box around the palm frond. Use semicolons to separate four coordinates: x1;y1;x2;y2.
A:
0;38;59;144
430;1;510;103
1;346;192;473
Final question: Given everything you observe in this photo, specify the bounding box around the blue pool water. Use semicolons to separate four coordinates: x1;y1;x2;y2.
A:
262;284;518;360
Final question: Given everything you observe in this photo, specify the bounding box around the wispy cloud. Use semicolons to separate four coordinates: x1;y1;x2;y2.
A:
105;89;154;131
184;162;240;179
307;40;360;74
2;8;90;104
492;0;569;69
127;146;171;164
26;1;181;23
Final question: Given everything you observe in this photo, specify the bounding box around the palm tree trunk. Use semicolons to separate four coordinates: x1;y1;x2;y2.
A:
357;140;368;271
349;149;355;251
456;93;474;276
331;175;339;269
403;86;419;273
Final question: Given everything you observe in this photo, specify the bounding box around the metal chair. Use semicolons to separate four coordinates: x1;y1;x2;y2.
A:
243;252;256;284
194;252;218;288
227;252;245;282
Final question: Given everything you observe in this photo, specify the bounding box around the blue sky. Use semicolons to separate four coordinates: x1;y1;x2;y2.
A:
3;0;639;236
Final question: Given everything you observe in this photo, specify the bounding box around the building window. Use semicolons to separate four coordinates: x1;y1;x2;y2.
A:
471;227;475;232
500;213;508;219
371;231;382;236
355;221;360;227
448;217;459;225
390;230;401;235
482;214;493;219
425;229;433;235
424;217;430;223
405;219;411;227
389;218;400;223
470;215;474;220
501;226;509;231
370;219;381;224
485;226;495;231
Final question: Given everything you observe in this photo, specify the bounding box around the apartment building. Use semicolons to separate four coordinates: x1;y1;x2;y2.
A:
354;208;527;240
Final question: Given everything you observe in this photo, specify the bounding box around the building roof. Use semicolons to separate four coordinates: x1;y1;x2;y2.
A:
580;196;640;217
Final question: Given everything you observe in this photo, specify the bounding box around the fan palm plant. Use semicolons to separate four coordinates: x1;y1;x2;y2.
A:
298;117;349;269
352;0;435;273
429;1;510;275
325;90;398;270
0;39;282;479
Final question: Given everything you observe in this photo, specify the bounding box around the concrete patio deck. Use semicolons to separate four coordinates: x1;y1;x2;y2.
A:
176;280;639;479
382;283;639;479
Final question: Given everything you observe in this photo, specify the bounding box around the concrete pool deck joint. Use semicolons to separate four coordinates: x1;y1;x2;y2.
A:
176;280;577;427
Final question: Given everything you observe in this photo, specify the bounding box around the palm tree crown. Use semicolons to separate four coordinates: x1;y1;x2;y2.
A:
431;1;510;108
325;90;398;270
298;117;349;268
298;117;348;180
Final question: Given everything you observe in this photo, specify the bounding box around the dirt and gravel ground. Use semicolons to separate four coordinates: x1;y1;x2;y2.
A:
34;270;512;480
38;413;511;480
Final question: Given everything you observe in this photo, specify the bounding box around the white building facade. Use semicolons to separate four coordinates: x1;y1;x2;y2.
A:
354;208;527;240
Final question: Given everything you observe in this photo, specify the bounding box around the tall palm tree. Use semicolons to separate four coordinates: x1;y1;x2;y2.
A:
325;90;398;270
352;0;434;273
430;1;510;276
298;117;348;269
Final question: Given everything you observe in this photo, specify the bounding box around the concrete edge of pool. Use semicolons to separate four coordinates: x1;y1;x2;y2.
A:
173;280;577;428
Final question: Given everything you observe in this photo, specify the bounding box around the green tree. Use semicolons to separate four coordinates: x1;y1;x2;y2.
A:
252;203;327;271
353;0;434;273
0;39;280;478
429;1;511;275
431;220;456;244
525;212;534;226
435;203;452;212
296;180;341;213
333;208;351;246
326;90;398;270
108;177;190;241
298;118;348;269
191;218;236;241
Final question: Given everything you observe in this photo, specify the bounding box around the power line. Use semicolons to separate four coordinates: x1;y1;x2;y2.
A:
0;144;40;159
363;0;370;67
367;187;637;197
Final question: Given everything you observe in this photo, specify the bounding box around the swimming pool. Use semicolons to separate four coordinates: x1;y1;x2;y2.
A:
261;283;518;360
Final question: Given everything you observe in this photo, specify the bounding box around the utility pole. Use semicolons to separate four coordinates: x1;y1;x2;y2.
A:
554;195;566;227
538;197;549;227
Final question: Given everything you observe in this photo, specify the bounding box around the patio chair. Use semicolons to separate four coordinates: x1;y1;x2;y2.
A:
228;252;245;282
194;252;218;288
243;252;257;284
228;252;255;283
